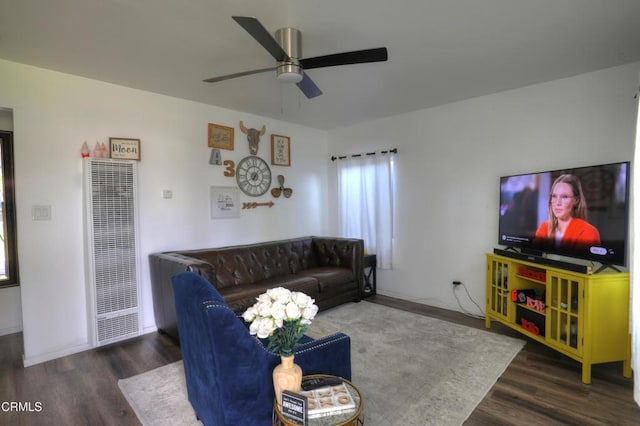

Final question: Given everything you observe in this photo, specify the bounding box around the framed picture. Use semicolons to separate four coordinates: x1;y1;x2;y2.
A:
109;137;141;160
210;186;240;219
271;134;291;166
208;123;234;150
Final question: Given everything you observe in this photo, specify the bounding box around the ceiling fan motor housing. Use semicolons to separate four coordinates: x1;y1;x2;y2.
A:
275;27;303;83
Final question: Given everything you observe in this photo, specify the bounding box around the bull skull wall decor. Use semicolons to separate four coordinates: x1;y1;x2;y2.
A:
239;121;266;155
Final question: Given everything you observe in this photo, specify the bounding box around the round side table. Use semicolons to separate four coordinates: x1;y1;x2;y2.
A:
272;375;364;426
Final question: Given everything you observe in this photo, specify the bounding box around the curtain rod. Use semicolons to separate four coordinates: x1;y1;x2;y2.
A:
330;148;398;162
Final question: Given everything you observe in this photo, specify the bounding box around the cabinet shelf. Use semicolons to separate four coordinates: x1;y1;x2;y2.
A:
486;253;631;384
515;303;545;315
515;273;546;285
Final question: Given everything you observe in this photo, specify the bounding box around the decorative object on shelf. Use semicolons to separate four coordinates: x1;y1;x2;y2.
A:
109;137;141;160
81;142;90;158
526;297;546;313
239;121;266;155
223;159;235;177
209;149;222;165
208;123;234;150
270;134;291;166
242;287;319;408
236;155;272;196
271;175;293;198
518;266;546;282
511;289;538;303
210;186;240;219
93;142;103;158
242;201;274;209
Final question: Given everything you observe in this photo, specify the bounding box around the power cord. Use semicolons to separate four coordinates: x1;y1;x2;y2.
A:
452;281;485;320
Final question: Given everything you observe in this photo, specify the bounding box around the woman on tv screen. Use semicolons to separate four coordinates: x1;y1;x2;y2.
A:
534;174;601;249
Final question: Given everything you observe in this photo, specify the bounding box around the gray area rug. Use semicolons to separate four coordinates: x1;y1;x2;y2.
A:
119;301;524;425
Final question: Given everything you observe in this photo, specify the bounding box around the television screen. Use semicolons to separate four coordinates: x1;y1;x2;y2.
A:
498;161;630;266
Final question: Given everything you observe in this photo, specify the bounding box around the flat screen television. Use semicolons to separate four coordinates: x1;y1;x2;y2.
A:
498;161;630;267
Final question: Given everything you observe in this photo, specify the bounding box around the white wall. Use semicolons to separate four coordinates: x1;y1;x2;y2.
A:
0;59;329;365
328;62;640;313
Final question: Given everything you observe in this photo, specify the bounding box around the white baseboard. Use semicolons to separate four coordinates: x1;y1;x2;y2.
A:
0;325;22;337
22;326;159;367
142;324;158;335
23;341;93;367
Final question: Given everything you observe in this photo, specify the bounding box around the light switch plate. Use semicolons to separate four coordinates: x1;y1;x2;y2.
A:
32;205;52;221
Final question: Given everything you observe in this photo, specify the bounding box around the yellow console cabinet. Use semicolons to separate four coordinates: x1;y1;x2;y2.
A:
485;253;631;384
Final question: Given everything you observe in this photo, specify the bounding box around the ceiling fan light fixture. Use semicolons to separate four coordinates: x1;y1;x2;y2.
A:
276;62;303;83
275;27;303;83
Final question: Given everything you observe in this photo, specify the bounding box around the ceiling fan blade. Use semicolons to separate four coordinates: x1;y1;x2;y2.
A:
296;72;323;99
203;67;274;83
232;16;289;62
300;47;388;70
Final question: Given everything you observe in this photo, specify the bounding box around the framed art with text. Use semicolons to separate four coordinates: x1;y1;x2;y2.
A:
208;123;234;150
109;137;141;160
271;134;291;166
210;186;240;219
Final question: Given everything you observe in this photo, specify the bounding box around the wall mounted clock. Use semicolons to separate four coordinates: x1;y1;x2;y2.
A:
236;156;272;197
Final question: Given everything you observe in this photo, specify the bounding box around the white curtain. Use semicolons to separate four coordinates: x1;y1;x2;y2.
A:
337;153;395;269
633;85;640;406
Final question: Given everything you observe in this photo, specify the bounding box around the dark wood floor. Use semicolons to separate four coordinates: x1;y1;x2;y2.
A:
0;295;638;425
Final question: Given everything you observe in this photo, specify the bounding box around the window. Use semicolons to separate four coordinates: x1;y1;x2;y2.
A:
0;131;19;287
337;152;395;269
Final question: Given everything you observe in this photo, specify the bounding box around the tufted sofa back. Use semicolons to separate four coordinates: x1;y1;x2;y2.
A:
176;236;361;288
184;238;314;288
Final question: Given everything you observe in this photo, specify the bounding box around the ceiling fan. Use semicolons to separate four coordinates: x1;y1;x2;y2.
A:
203;16;388;99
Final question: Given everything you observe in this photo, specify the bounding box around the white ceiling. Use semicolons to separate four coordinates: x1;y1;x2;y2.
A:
1;0;639;130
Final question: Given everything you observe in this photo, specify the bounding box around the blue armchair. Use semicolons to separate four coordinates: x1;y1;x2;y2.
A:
172;271;352;426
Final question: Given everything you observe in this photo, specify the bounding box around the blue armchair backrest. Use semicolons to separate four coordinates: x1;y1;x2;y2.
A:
173;271;280;425
172;271;352;426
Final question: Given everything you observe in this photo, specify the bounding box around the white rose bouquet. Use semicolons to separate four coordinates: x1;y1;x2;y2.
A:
242;287;319;357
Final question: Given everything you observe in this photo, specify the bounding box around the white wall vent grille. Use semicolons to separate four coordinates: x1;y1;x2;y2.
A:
84;158;142;346
97;311;140;342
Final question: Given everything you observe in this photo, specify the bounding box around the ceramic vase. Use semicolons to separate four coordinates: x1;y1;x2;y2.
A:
273;354;302;407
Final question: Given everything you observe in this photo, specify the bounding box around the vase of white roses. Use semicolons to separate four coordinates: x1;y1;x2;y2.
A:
242;287;319;407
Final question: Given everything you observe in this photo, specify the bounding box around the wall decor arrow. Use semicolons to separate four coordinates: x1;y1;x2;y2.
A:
242;201;274;209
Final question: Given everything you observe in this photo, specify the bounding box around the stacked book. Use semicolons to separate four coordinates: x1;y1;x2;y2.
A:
299;383;356;419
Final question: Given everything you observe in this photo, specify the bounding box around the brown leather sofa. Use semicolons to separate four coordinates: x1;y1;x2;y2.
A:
149;236;364;342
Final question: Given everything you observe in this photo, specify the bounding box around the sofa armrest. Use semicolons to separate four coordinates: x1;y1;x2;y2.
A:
149;252;216;341
294;332;352;380
311;237;364;288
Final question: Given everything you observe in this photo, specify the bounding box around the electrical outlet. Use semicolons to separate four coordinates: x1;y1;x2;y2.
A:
452;281;461;286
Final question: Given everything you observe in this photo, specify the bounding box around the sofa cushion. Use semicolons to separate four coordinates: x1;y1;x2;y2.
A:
298;267;355;293
220;275;320;304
